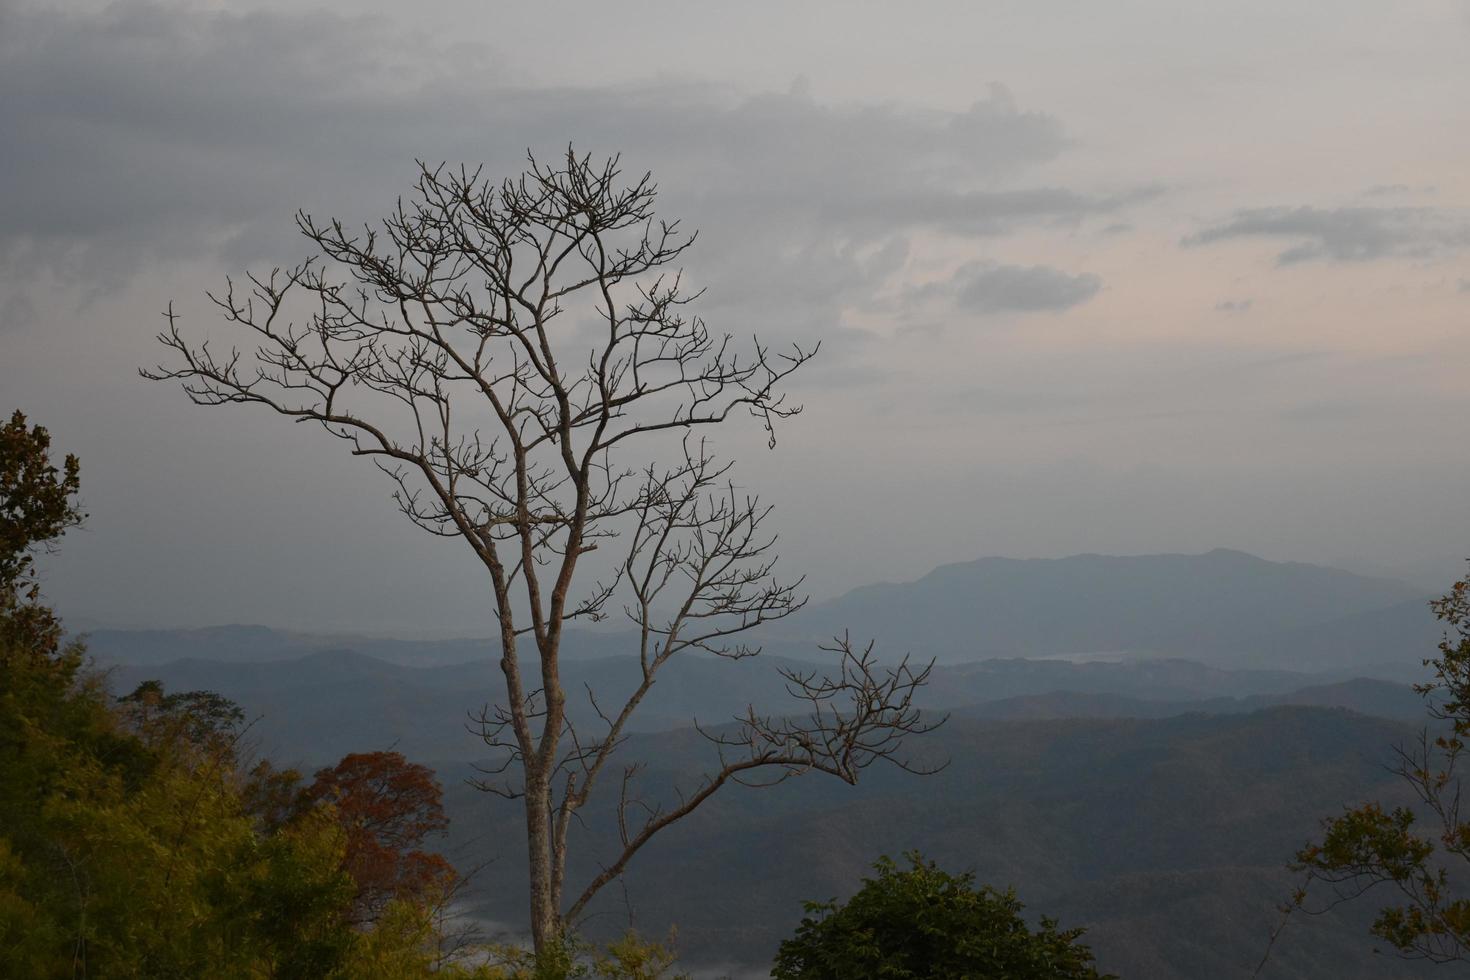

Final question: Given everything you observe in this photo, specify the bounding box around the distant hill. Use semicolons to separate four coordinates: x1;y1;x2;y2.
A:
444;708;1435;979
83;550;1443;676
106;647;1420;768
98;643;1444;977
956;677;1425;724
82;623;630;668
784;549;1432;669
1241;596;1447;673
81;548;1457;978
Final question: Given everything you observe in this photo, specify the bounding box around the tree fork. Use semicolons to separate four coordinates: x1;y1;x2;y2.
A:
146;148;941;954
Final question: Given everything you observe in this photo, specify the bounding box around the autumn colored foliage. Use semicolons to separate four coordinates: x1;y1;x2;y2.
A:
307;750;457;923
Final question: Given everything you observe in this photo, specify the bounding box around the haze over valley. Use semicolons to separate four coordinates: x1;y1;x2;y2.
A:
86;548;1454;976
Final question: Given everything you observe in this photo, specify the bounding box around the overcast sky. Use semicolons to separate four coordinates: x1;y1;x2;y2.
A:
4;0;1470;633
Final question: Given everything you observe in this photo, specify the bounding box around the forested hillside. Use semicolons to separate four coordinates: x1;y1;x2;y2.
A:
441;709;1434;978
81;544;1459;977
85;550;1444;675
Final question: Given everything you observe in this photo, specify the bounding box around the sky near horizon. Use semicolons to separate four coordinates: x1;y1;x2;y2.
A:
3;0;1469;633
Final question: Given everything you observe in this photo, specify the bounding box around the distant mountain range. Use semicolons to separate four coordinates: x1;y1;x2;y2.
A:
104;646;1426;771
94;645;1441;977
85;548;1450;767
83;549;1444;675
80;547;1461;978
956;677;1424;724
784;548;1437;669
82;622;628;668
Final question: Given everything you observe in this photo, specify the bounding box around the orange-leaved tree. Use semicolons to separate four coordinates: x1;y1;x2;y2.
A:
307;750;457;924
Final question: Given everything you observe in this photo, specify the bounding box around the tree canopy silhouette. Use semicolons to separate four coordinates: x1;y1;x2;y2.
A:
146;149;943;957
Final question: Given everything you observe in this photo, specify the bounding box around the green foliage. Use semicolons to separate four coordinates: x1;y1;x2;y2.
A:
1291;568;1470;962
773;852;1112;980
118;679;247;759
338;896;463;979
242;758;313;832
590;931;685;980
484;931;687;980
0;633;364;977
0;412;480;977
0;409;84;656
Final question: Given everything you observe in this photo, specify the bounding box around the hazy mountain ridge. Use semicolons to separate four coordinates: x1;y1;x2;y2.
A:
958;677;1424;723
785;549;1433;668
96;648;1440;977
105;645;1426;771
86;548;1454;977
82;623;631;668
86;550;1443;677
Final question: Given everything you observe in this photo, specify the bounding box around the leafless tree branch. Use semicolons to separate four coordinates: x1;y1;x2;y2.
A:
145;148;938;954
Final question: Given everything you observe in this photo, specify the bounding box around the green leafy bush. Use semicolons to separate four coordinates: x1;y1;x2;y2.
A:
773;853;1113;979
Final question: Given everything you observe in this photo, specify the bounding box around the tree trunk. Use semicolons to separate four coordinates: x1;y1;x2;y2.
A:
524;776;559;956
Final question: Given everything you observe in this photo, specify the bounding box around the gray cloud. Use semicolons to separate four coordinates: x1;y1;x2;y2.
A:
823;186;1148;238
0;2;1155;363
0;6;1109;265
1183;206;1470;264
948;261;1102;314
1215;298;1253;314
2;0;1465;634
1279;399;1370;423
0;291;36;331
1362;183;1436;198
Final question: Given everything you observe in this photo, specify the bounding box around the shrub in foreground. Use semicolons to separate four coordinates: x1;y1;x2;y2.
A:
773;853;1113;979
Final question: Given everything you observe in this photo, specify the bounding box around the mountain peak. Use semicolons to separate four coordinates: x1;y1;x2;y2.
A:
801;550;1427;667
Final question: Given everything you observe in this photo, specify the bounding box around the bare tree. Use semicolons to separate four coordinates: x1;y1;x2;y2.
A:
145;150;942;956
